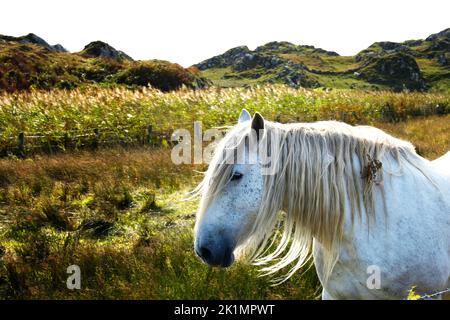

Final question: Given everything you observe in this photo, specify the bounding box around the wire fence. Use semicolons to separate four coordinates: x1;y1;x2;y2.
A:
2;105;448;158
0;123;189;158
0;114;363;158
0;118;239;157
416;287;450;300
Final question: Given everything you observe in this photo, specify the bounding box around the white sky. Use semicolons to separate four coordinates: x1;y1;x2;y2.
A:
1;0;448;67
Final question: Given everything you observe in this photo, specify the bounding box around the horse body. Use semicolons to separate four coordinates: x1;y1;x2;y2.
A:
432;152;450;173
314;152;450;299
194;109;450;299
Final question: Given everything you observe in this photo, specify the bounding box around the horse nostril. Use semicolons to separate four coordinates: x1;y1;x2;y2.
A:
199;246;212;261
195;241;234;267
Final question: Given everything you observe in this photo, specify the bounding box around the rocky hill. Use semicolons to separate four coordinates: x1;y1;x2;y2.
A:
0;33;68;52
1;30;448;92
0;34;209;92
196;28;450;91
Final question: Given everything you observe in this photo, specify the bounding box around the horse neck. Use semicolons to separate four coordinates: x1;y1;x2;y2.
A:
277;139;369;243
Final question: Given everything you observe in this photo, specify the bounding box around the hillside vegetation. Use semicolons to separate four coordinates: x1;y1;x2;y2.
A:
0;34;209;92
197;28;450;92
1;29;448;93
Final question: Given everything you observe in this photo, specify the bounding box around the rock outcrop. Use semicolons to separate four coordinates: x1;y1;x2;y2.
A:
271;61;319;88
52;44;68;52
359;52;426;90
254;41;339;56
196;46;251;70
195;42;326;88
0;33;67;52
80;41;133;61
425;28;450;41
196;41;339;72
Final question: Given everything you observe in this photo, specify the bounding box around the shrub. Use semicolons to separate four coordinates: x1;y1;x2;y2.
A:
116;60;198;91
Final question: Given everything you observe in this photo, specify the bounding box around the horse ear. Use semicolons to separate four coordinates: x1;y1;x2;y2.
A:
251;112;265;140
238;109;251;123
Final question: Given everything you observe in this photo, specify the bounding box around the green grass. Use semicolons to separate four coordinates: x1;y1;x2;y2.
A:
200;67;274;87
203;64;387;90
416;58;449;78
309;73;386;90
320;55;360;72
429;78;450;94
414;58;450;94
278;54;359;72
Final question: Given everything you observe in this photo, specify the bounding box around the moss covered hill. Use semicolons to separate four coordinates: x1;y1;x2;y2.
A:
0;33;209;92
196;28;450;92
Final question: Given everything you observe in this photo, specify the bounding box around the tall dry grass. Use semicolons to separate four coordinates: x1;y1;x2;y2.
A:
0;85;448;153
377;114;450;160
0;147;320;299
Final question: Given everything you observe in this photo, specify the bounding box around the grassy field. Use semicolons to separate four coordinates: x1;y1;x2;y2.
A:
377;115;450;160
0;86;449;299
0;86;449;151
0;148;321;299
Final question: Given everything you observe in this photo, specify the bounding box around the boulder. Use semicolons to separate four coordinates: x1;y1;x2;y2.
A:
359;52;426;90
195;46;251;69
437;53;449;66
80;41;133;61
272;61;319;88
425;28;450;41
52;44;68;52
233;53;284;71
0;33;68;53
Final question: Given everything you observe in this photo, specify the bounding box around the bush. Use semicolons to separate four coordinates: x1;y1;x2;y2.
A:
116;60;198;91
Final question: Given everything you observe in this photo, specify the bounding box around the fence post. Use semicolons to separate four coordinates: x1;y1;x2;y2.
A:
93;128;99;150
47;137;53;155
18;132;25;157
63;132;69;151
146;124;153;145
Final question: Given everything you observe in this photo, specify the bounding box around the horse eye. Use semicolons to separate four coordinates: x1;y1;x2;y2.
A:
231;172;243;181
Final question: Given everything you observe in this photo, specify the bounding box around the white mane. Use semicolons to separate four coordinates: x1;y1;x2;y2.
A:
195;120;429;284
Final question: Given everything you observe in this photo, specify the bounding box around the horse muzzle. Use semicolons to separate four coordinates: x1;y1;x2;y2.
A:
194;237;235;267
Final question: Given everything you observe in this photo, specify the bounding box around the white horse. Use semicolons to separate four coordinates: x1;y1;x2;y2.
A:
193;109;450;299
